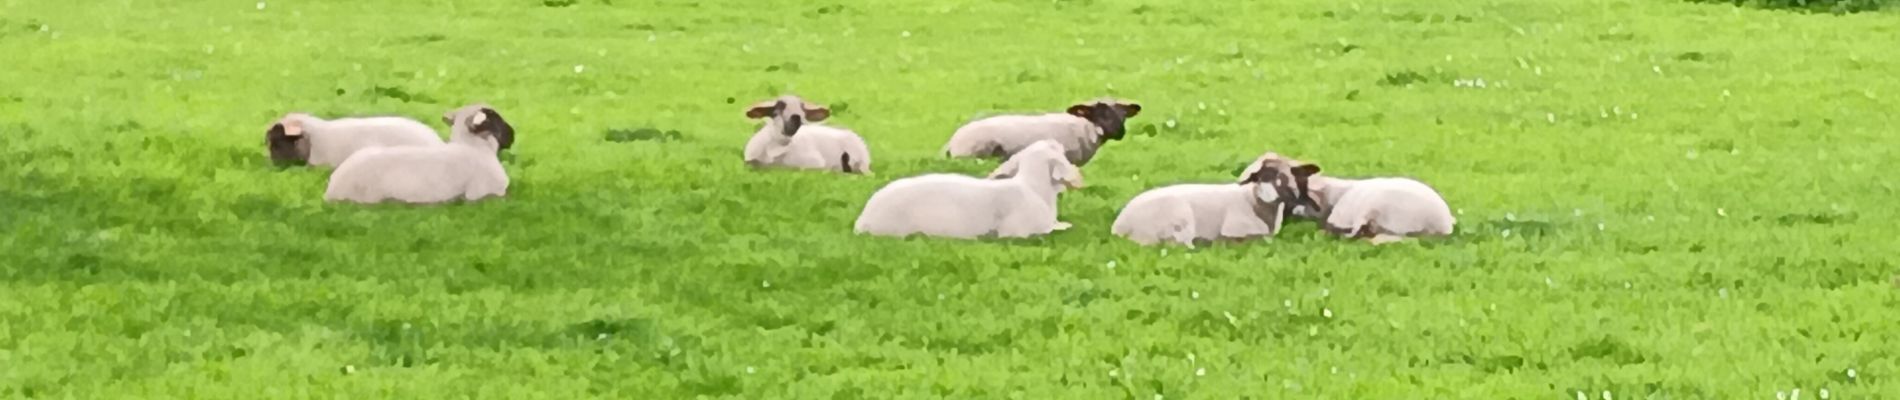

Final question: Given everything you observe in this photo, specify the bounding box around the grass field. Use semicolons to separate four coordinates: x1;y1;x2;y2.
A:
4;0;1899;397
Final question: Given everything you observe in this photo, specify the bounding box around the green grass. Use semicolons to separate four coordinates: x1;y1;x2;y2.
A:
3;0;1898;398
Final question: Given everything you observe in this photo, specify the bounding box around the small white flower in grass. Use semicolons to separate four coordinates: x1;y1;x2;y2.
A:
1307;326;1319;336
1191;291;1199;299
1792;388;1801;400
1534;66;1544;75
1716;208;1727;217
1195;368;1206;377
1505;213;1517;221
256;2;266;10
1323;308;1333;318
901;30;911;37
1502;229;1512;238
1547;113;1557;124
1820;388;1830;399
1106;260;1117;269
1321;288;1330;297
1154;394;1165;400
1602;391;1613;400
1777;391;1787;400
1597;223;1606;231
1160;249;1169;257
1109;369;1119;377
745;366;755;374
1222;311;1238;326
761;280;771;288
1164;119;1177;129
1630;112;1638;120
345;365;357;374
1283;299;1292;308
1197;102;1207;110
1188;353;1196;363
1847;368;1857;379
1623;282;1631;289
1576;391;1587;400
596;333;608;340
1646;215;1656;222
574;64;585;74
1331;366;1338;374
1723;89;1732;97
1545;277;1556;288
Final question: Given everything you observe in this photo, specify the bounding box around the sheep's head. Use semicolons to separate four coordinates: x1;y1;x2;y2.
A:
264;113;313;166
1238;152;1321;212
988;140;1085;191
746;95;830;138
446;103;513;152
450;105;513;151
1066;99;1141;141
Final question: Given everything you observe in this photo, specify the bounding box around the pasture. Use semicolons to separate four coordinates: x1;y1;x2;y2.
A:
2;0;1897;397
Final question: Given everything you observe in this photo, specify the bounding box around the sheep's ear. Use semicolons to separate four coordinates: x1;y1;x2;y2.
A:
1053;162;1085;189
469;110;489;127
1236;160;1267;184
1292;163;1322;178
279;122;304;138
745;101;779;119
1066;104;1093;118
1118;102;1141;118
267;123;303;141
986;158;1022;180
804;106;831;122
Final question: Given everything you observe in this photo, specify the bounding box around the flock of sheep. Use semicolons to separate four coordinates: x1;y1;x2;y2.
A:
265;95;1453;247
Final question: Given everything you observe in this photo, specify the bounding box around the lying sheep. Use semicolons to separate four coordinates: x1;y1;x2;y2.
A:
264;112;442;167
323;105;514;204
742;95;872;174
855;140;1082;239
1111;153;1320;248
942;98;1140;166
1292;169;1456;245
442;103;515;152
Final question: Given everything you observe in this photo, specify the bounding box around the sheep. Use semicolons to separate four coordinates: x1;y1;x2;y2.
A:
742;95;872;174
941;98;1140;166
1110;153;1321;248
264;112;443;167
854;139;1083;239
322;105;513;204
1291;169;1456;245
442;103;515;152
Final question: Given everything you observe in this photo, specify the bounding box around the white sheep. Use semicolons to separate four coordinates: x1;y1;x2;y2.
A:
1111;153;1320;247
942;99;1140;166
854;140;1083;239
441;103;515;152
742;95;872;174
1294;172;1456;245
264;112;442;167
322;105;513;204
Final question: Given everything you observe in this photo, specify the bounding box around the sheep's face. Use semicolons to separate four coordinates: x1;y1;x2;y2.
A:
454;107;514;149
1240;156;1321;212
1291;178;1335;219
264;117;310;166
1067;100;1141;141
447;104;514;151
746;95;830;137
